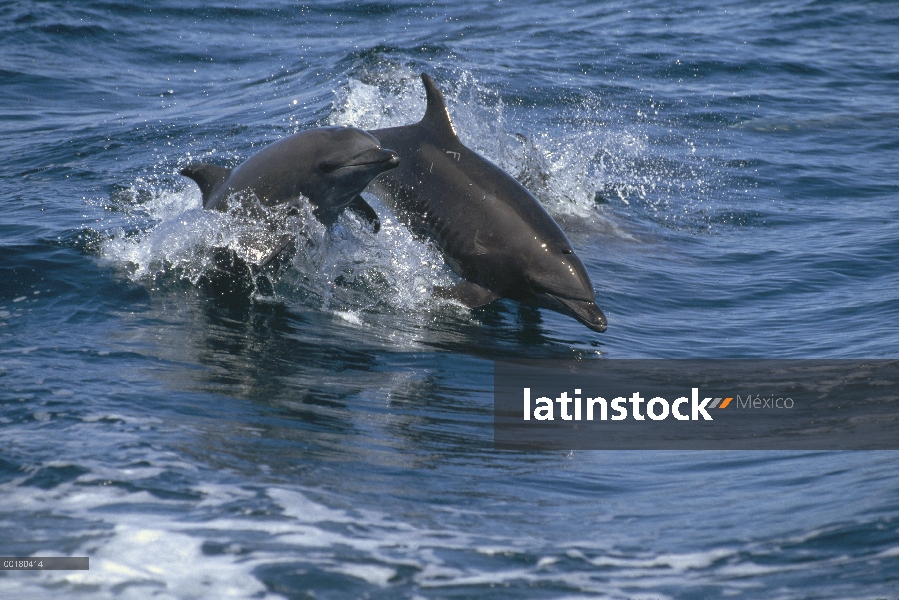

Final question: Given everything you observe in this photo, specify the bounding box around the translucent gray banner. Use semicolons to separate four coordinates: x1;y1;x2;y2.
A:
0;557;89;570
494;360;899;450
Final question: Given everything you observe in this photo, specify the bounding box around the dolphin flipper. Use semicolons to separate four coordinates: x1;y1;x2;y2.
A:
434;281;500;308
347;195;380;233
257;233;296;269
180;163;232;208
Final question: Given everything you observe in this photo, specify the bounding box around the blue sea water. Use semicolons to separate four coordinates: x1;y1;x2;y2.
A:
2;0;899;597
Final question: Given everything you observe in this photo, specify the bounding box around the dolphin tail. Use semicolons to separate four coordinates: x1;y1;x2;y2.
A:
180;163;231;208
419;73;459;140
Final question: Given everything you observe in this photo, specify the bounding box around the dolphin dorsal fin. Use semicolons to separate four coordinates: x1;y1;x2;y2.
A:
419;73;458;141
180;163;231;208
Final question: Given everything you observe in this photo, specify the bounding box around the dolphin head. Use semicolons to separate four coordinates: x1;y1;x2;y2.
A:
522;239;607;333
314;127;399;204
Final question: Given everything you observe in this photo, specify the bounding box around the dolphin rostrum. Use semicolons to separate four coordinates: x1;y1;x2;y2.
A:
367;74;607;333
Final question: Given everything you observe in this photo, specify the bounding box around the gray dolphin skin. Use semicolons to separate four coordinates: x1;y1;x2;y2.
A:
367;74;607;333
180;126;399;230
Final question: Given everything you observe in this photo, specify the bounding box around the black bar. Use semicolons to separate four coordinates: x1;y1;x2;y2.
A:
0;557;89;570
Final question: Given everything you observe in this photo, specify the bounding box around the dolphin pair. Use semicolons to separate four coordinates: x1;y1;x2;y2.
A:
180;74;607;333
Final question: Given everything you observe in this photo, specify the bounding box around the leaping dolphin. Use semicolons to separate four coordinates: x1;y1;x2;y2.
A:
181;126;399;231
367;74;607;333
180;126;399;270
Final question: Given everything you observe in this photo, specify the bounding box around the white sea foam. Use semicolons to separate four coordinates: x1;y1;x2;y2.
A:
0;454;860;600
328;68;605;221
99;188;306;284
97;178;454;324
330;67;717;233
8;521;284;600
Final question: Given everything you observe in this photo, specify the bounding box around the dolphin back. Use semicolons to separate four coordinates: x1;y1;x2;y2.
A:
419;73;459;140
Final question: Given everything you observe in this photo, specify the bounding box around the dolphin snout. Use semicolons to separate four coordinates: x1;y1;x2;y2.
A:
552;296;608;333
354;147;399;170
320;148;400;172
577;301;607;333
385;150;400;168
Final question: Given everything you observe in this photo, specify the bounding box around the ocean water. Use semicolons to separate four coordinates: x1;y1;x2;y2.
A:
2;0;898;598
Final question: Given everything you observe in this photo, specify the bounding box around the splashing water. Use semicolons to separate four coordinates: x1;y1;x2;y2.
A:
95;67;717;325
97;174;455;319
100;185;301;284
330;66;720;230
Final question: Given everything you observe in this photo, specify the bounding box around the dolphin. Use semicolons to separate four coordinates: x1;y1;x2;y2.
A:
181;126;399;271
367;74;607;333
181;126;399;232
